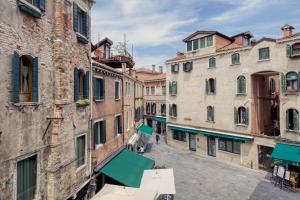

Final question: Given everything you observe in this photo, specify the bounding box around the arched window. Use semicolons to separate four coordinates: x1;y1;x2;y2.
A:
234;106;248;125
237;76;246;94
206;78;216;94
207;106;214;122
209;57;216;68
169;81;177;95
286;109;299;131
231;53;240;65
286;71;298;92
291;43;300;56
269;78;276;95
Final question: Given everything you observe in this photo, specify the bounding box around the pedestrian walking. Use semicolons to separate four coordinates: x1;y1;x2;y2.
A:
156;134;160;144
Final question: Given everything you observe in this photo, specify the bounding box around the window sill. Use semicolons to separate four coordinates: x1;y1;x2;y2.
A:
207;93;216;95
14;102;40;107
208;67;216;69
235;124;248;128
206;120;215;124
170;94;177;96
171;71;179;74
230;63;241;66
18;0;42;18
286;129;300;134
257;59;270;62
115;98;121;101
75;32;89;44
236;93;247;96
96;144;104;150
170;116;177;119
76;164;87;172
94;99;105;102
218;149;240;156
116;134;121;137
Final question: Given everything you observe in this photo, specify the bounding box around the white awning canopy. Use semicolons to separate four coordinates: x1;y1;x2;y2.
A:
140;168;176;195
127;133;140;146
91;184;158;200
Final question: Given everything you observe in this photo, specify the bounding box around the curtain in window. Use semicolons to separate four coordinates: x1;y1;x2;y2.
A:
237;76;246;94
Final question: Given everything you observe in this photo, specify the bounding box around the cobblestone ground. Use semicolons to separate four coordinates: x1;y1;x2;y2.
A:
144;135;300;200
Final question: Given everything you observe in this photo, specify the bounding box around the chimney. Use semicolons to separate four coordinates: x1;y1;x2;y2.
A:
152;64;156;72
281;24;294;37
159;66;163;73
122;63;127;72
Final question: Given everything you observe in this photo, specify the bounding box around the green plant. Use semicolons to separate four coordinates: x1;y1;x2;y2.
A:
76;99;90;107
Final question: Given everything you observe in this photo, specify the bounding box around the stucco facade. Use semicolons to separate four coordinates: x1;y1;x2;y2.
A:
166;26;300;170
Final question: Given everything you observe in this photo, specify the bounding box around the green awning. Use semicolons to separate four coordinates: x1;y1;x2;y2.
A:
138;124;153;136
100;149;155;188
271;143;300;166
168;125;253;142
154;116;166;123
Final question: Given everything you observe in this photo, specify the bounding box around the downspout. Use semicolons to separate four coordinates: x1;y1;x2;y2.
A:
87;53;93;180
121;72;125;144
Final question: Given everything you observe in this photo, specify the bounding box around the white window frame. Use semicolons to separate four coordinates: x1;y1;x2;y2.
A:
115;114;122;136
75;133;87;170
115;80;121;100
94;75;104;101
94;118;105;149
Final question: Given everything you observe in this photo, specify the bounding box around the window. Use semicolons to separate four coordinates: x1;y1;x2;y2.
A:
287;43;300;57
206;36;213;47
93;77;105;101
206;78;216;94
94;120;106;147
183;61;193;72
169;81;177;96
73;3;88;39
269;78;276;95
161;104;166;116
162;86;166;95
200;38;206;48
169;104;177;117
187;41;192;51
146;87;150;95
76;135;86;167
243;37;250;46
207;106;214;122
286;109;299;131
209;57;216;68
218;138;241;154
286;71;299;92
259;47;270;60
151;103;156;115
115;81;120;100
237;76;246;94
171;64;179;73
19;0;45;18
12;53;39;103
17;155;37;200
74;68;89;102
151;86;155;95
146;103;151;114
115;115;122;135
193;39;199;50
173;130;186;142
231;53;240;65
234;107;248;125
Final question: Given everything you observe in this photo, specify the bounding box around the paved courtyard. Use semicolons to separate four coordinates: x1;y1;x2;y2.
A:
144;135;299;200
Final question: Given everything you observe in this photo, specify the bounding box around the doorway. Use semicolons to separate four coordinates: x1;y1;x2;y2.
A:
207;137;216;157
189;134;196;151
258;145;274;171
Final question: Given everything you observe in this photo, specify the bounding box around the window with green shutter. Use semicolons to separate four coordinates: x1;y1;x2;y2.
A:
18;0;45;18
209;57;216;68
207;78;216;94
17;155;37;200
169;81;177;96
171;64;179;73
83;71;89;99
76;135;86;167
115;81;120;100
73;3;89;43
231;53;240;65
187;41;192;51
173;130;186;142
200;38;206;48
237;106;247;125
94;77;104;101
286;71;299;92
207;106;214;122
237;76;246;94
206;36;213;47
193;39;199;50
286;109;299;131
94;120;106;147
115;115;122;135
74;69;85;101
183;62;193;72
259;47;270;60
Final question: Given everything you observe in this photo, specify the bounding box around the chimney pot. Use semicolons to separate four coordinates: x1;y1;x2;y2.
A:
281;24;294;37
152;64;156;72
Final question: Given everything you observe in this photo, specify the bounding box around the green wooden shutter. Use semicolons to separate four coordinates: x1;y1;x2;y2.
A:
174;82;177;94
246;107;249;125
102;79;105;99
83;71;89;99
93;77;97;100
33;0;39;7
32;57;39;102
114;117;117;136
214;78;216;94
234;107;238;124
74;68;79;101
212;106;215;122
12;52;20;103
100;120;106;144
293;110;299;130
169;104;172;116
286;45;292;58
39;0;45;12
298;71;300;92
205;79;208;94
280;72;286;94
73;3;78;32
94;123;99;146
82;12;87;37
286;110;289;130
118;116;122;134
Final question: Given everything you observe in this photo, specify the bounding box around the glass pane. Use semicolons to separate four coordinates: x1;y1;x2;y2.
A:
226;140;233;152
233;141;241;154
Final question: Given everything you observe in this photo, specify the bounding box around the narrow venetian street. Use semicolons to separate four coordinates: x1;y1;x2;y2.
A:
144;135;300;200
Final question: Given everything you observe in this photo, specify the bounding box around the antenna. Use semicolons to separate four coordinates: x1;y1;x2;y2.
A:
124;33;127;56
131;44;134;58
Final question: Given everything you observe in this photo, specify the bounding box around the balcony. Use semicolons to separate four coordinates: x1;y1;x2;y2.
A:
94;51;135;68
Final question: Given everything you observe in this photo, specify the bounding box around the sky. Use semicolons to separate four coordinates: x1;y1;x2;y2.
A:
91;0;300;69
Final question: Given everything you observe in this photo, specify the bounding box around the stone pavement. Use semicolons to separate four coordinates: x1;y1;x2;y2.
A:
144;135;300;200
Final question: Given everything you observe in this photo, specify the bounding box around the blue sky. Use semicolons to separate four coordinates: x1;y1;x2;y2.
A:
91;0;300;69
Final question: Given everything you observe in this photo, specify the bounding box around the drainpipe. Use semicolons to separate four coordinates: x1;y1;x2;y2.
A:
122;72;125;144
87;52;93;180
